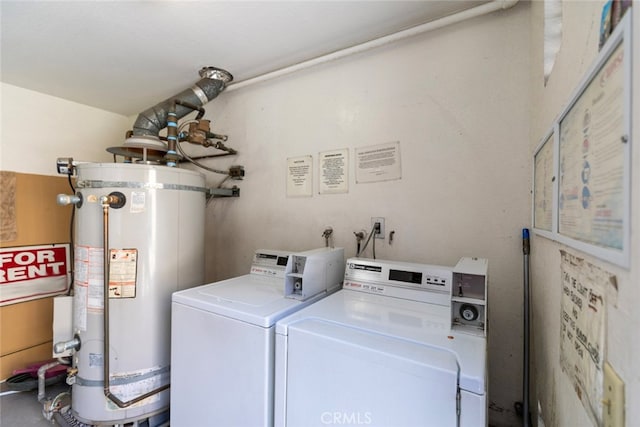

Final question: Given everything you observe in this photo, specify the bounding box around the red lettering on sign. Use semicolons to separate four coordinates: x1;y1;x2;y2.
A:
0;247;68;284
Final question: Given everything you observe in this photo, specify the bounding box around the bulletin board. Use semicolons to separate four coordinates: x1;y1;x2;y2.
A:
532;13;632;268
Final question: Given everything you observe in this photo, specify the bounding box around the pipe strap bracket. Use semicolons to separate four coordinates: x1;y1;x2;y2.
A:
77;180;208;194
191;85;209;105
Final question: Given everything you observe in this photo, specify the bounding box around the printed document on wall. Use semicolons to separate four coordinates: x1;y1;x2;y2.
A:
287;156;313;197
319;148;348;194
355;141;401;184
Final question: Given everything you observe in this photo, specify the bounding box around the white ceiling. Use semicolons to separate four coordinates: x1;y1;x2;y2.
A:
1;1;489;116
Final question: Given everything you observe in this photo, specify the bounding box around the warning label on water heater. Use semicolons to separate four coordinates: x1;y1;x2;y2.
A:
74;245;104;330
108;249;137;298
130;191;146;213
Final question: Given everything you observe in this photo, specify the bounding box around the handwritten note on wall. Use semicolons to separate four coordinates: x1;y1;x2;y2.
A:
559;250;616;426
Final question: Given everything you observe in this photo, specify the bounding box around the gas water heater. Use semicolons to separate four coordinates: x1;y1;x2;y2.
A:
66;164;205;425
50;67;242;426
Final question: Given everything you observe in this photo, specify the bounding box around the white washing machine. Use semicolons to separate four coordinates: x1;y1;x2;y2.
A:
274;257;488;427
170;247;344;427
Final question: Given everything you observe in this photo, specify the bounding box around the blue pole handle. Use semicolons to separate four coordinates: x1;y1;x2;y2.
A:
522;228;530;255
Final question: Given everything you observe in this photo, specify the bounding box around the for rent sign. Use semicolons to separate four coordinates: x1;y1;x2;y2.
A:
0;244;70;305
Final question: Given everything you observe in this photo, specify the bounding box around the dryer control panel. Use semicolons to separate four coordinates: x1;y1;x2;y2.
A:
451;257;489;337
343;258;453;306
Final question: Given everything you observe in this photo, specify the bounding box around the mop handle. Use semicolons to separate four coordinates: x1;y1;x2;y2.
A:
522;228;530;255
522;228;530;427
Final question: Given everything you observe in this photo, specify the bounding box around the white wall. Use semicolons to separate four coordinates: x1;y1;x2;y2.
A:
1;5;533;425
530;2;639;426
0;83;129;175
198;4;530;426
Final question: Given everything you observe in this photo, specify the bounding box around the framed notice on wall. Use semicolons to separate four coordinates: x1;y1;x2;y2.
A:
533;131;556;234
532;12;631;268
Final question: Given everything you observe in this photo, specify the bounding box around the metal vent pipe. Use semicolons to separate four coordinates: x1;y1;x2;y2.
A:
132;67;233;137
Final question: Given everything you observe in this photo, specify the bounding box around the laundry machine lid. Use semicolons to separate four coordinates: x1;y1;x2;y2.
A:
281;318;459;426
276;289;486;395
172;274;325;327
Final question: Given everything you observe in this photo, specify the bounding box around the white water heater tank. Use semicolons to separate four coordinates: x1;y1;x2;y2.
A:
70;163;205;424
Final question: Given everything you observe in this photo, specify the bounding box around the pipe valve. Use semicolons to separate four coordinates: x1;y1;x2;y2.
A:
57;193;83;207
54;335;81;355
101;192;126;209
184;121;229;147
322;227;333;247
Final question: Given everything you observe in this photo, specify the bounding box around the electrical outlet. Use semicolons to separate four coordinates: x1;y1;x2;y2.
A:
603;361;624;427
371;217;385;239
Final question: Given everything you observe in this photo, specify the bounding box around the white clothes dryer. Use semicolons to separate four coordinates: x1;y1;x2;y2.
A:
274;257;488;427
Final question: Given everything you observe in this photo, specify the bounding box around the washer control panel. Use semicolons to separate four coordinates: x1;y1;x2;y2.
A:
249;249;291;278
